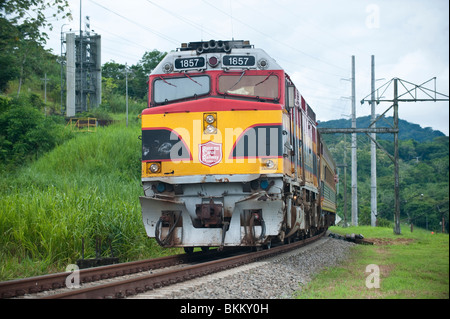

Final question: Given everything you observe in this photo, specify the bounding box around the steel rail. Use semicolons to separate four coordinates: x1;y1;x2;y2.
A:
42;231;325;299
0;248;230;299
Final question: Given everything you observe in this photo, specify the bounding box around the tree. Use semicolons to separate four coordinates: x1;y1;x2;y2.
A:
0;0;71;38
0;17;19;91
14;21;44;96
130;50;167;101
0;0;71;94
101;50;167;102
139;50;167;75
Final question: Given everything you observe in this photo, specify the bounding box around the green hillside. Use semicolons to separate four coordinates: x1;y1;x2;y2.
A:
318;115;445;142
318;117;449;232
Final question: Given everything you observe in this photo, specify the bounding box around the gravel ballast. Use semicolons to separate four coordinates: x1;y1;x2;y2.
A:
131;236;355;299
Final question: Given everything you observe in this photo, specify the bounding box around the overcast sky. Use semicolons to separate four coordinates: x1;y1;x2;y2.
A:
44;0;449;135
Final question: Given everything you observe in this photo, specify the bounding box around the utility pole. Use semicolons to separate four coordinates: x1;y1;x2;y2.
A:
337;134;348;227
125;63;129;127
60;24;68;115
437;205;446;233
79;0;83;112
41;73;49;116
122;63;133;127
351;56;358;226
321;77;448;235
359;77;448;235
41;73;48;104
393;79;401;234
370;55;377;227
344;139;348;227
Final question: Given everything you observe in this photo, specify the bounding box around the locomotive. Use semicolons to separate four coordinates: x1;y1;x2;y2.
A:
139;40;337;252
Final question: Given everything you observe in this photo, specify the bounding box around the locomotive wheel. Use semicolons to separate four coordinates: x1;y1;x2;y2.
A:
184;247;194;254
201;246;209;252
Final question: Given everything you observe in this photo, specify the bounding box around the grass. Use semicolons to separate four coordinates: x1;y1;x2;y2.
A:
0;119;181;281
1;113;448;295
295;225;449;299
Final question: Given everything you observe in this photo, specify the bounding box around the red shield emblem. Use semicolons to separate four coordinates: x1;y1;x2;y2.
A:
199;141;222;167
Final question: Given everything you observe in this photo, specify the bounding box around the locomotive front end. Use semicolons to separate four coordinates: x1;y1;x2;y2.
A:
140;41;287;250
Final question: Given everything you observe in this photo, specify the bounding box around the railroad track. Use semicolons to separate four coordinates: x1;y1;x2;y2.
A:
0;248;238;299
1;231;325;299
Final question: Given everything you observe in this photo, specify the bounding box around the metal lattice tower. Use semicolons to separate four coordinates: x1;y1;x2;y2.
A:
65;22;101;117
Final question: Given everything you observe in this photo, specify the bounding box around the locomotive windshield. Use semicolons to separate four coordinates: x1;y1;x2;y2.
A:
153;75;210;104
218;74;279;100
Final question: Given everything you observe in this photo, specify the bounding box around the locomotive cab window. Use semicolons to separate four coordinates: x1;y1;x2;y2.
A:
218;74;279;100
153;75;210;104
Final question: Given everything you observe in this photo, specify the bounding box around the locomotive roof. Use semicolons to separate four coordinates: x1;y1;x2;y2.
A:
151;40;283;75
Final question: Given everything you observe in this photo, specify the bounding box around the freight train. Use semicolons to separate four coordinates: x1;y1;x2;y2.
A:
139;40;337;252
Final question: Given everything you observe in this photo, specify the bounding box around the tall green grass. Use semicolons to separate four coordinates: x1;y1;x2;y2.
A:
0;121;179;281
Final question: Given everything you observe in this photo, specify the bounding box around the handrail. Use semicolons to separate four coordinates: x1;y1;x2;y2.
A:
66;117;97;132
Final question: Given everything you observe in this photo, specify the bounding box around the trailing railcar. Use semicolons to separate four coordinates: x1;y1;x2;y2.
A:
139;40;336;251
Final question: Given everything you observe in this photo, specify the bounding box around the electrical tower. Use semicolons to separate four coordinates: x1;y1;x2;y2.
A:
360;77;449;234
319;62;449;234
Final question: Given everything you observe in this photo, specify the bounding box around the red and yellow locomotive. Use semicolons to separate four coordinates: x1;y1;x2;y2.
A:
139;40;336;251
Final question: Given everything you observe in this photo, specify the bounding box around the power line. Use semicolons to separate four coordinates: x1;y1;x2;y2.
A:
202;0;348;77
143;0;228;40
233;0;350;71
273;53;347;80
94;25;149;51
88;0;180;45
102;46;142;63
274;1;367;58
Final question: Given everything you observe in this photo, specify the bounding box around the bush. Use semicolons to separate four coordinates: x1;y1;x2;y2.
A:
0;94;72;170
376;217;393;228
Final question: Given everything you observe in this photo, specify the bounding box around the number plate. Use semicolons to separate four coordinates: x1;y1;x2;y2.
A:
222;55;256;67
174;57;206;70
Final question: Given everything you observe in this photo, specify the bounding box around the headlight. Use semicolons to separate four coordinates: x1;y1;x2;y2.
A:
261;159;277;170
205;115;215;124
162;62;173;73
203;113;217;134
257;58;269;70
205;124;217;134
149;163;160;173
265;160;275;169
